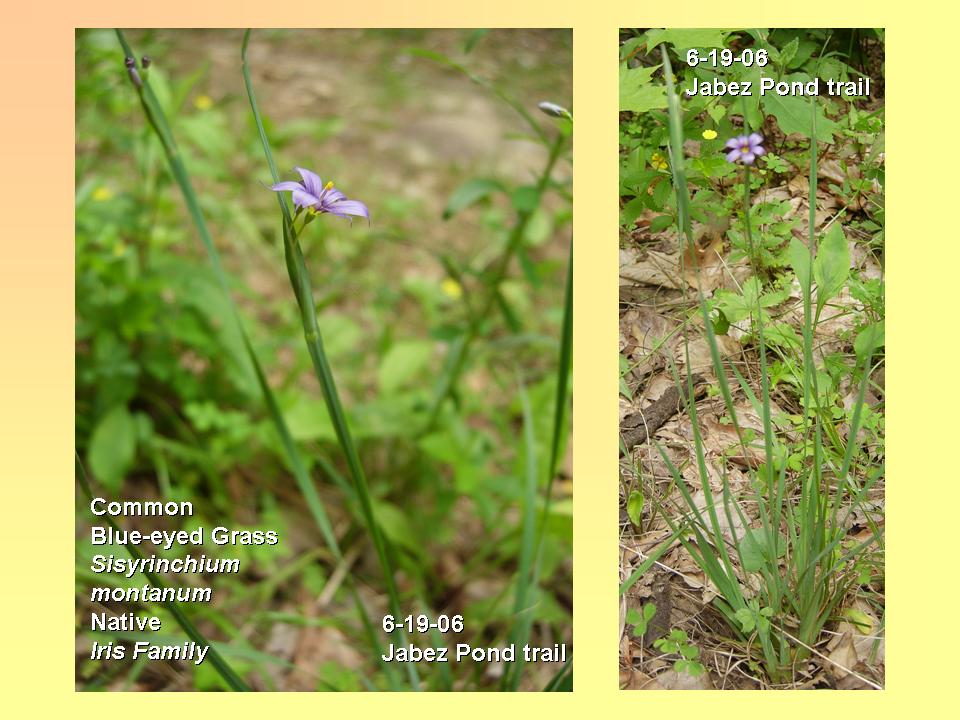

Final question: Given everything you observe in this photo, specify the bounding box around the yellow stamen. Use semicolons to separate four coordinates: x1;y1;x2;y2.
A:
324;181;335;190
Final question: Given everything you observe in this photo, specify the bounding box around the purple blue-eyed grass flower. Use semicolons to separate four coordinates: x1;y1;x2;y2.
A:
724;132;766;165
270;167;370;224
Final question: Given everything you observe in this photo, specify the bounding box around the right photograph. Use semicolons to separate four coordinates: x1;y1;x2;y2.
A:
618;29;884;690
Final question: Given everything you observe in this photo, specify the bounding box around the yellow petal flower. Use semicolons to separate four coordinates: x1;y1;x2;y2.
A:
92;187;114;202
441;279;463;299
193;94;213;111
702;129;718;140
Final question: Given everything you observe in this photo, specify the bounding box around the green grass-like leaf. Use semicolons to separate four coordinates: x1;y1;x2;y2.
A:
241;29;417;690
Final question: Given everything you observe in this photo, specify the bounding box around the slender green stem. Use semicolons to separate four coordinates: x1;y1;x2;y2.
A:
503;239;572;691
116;29;399;690
241;29;419;690
407;46;549;146
500;374;540;690
425;132;566;431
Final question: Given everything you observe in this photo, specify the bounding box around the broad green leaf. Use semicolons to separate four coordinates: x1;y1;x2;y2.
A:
626;489;644;526
712;309;730;335
315;315;362;361
762;91;838;142
511;185;541;213
740;65;765;131
854;321;885;360
707;103;726;123
779;37;799;68
813;223;850;302
283;397;335;442
443;178;503;219
378;340;435;394
843;607;874;633
740;528;786;573
649;214;674;233
619;355;633;399
619;64;666;113
764;322;801;350
787;237;812;290
88;404;137;491
620;196;647;227
692;155;735;179
523;206;552;246
735;607;756;633
817;57;848;84
372;500;422;555
620;63;657;86
714;277;763;323
627;603;656;637
418;427;484;493
645;28;730;49
619;36;645;62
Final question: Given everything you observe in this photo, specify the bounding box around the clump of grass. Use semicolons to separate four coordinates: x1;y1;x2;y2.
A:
623;45;883;686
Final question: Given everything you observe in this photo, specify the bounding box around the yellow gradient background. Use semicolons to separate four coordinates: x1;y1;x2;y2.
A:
0;0;949;713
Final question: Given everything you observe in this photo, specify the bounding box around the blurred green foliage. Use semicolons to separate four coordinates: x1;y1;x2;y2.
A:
76;29;572;690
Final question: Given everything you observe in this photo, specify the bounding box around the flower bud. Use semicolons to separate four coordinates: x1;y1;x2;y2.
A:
124;56;142;88
538;101;571;119
141;55;151;69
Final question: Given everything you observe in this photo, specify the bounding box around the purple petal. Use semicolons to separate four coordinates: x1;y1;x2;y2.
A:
292;189;320;209
724;137;741;149
740;152;756;165
322;188;346;203
726;149;742;162
270;181;304;192
753;145;766;156
295;167;324;197
748;132;764;146
326;199;370;220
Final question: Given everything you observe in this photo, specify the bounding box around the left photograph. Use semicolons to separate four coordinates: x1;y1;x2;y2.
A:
75;29;572;691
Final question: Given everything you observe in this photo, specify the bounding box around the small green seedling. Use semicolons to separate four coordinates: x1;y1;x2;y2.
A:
654;629;705;677
626;603;657;637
